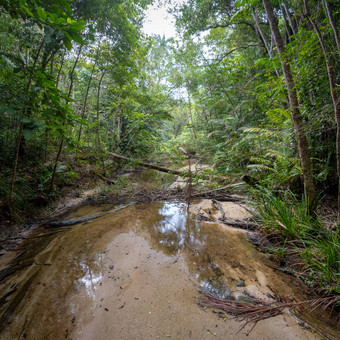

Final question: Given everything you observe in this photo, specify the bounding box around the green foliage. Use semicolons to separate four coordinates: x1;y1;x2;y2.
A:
301;224;340;292
0;0;159;219
254;188;316;240
254;187;339;294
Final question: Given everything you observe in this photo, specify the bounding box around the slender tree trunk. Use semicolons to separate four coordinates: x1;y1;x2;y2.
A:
56;50;65;89
282;3;297;35
50;52;55;75
96;70;106;171
254;20;263;55
77;51;99;142
280;4;293;42
5;40;44;203
262;0;315;205
323;0;340;50
252;12;280;77
96;70;106;141
304;0;340;215
44;51;57;162
49;45;82;193
187;87;196;140
252;12;270;54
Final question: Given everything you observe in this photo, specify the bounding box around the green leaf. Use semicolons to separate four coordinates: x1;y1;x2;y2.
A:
89;32;95;41
21;5;34;17
36;7;47;21
23;127;37;140
68;31;84;44
2;107;16;115
63;37;73;50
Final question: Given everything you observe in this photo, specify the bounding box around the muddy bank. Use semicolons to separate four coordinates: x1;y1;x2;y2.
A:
1;199;339;339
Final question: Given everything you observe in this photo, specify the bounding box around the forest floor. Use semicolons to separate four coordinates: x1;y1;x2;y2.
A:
0;163;339;339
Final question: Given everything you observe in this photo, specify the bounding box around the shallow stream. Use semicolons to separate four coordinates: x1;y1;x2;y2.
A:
0;200;339;339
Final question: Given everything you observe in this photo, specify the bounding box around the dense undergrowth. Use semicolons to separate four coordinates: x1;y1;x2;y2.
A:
253;188;340;298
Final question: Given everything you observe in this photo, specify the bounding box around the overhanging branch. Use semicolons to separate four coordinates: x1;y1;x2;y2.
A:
214;44;258;65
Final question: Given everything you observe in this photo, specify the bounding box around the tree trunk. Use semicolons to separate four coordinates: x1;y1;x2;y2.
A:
254;19;264;55
5;40;44;203
187;86;197;140
78;49;99;142
323;0;340;50
262;0;315;206
96;70;106;172
282;3;297;35
304;0;340;215
49;45;82;193
56;51;65;89
252;12;270;54
252;12;280;77
280;4;293;42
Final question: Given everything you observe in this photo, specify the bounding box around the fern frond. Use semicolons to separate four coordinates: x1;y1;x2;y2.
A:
243;127;279;139
247;164;274;172
249;156;273;166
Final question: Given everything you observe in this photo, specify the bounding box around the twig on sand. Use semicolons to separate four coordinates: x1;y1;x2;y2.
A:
198;290;340;335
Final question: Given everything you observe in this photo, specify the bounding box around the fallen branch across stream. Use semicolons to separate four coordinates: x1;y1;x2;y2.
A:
46;202;135;228
47;213;108;228
110;152;230;183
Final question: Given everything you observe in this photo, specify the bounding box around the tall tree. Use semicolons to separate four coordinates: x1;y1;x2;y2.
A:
262;0;315;206
303;0;340;214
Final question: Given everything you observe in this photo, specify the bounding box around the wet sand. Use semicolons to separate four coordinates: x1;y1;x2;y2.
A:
0;200;338;339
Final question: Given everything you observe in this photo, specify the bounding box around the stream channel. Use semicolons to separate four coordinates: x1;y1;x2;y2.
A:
0;197;339;339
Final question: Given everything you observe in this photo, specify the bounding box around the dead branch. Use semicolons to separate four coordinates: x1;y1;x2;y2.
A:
110;152;230;183
199;290;340;335
191;184;240;197
46;202;136;228
47;213;108;228
220;217;259;231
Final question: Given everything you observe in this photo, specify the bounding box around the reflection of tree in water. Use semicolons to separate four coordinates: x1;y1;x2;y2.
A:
149;202;228;296
75;254;105;299
150;202;205;255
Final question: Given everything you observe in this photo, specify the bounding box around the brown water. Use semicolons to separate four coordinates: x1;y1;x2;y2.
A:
0;200;338;339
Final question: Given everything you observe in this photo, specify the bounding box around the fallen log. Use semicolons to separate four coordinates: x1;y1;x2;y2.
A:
220;217;259;231
110;152;230;183
47;213;108;228
204;195;245;202
191;183;242;197
46;202;136;228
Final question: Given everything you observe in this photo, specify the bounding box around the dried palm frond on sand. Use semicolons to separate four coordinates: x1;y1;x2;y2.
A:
198;290;340;335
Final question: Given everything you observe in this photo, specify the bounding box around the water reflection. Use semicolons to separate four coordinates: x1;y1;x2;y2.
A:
150;202;205;254
200;278;230;299
76;260;103;299
149;201;229;297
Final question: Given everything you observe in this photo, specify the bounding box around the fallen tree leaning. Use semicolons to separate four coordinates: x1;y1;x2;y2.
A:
110;152;230;183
